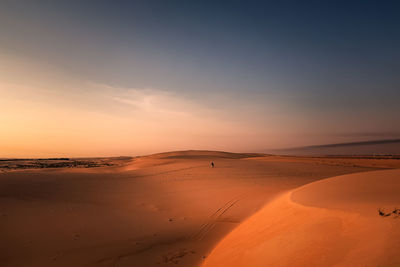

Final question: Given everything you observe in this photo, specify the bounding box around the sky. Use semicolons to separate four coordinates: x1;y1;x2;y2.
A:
1;0;400;157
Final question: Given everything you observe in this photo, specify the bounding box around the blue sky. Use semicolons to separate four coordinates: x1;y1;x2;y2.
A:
1;0;399;156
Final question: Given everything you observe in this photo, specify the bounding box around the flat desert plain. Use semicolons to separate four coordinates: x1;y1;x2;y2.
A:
1;151;400;267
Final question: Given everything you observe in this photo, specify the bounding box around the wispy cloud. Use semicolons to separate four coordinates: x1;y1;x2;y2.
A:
86;82;218;119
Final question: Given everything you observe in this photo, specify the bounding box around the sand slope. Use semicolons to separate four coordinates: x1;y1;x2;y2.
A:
0;151;393;266
203;169;400;267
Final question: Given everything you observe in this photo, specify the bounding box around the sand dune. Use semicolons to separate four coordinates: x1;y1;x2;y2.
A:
0;151;398;266
142;150;264;159
203;169;400;267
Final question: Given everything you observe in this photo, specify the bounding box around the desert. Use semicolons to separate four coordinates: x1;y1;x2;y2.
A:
2;1;400;266
1;151;400;266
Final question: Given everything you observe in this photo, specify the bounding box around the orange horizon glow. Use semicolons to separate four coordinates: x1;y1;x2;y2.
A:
1;53;399;158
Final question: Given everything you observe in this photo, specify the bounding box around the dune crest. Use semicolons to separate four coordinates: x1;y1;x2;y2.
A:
203;169;400;267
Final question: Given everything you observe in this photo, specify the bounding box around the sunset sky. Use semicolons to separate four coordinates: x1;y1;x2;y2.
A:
1;1;400;157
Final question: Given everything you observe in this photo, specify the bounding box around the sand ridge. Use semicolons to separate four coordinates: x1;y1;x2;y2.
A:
0;151;396;266
203;169;400;267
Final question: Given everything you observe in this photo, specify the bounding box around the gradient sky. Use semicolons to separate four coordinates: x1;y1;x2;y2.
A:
1;0;400;157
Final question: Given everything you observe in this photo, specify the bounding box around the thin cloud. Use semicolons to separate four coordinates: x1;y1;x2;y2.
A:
86;82;219;118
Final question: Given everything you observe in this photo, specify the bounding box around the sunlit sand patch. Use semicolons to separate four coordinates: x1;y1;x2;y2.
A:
203;169;400;267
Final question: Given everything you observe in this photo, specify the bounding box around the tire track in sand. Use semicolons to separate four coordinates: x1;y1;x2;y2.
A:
191;194;246;241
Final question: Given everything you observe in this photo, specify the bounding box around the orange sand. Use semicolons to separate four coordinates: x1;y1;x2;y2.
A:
203;169;400;267
0;151;398;266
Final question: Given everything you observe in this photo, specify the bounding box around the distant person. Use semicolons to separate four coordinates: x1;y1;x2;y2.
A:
211;162;214;168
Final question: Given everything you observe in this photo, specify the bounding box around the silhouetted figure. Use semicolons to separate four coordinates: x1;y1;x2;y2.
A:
211;162;214;168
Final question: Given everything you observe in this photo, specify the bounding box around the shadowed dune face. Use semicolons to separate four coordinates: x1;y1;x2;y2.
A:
0;151;394;267
203;169;400;267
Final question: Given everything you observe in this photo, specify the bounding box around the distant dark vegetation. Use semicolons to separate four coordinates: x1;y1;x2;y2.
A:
0;158;70;161
0;157;131;172
378;208;400;218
